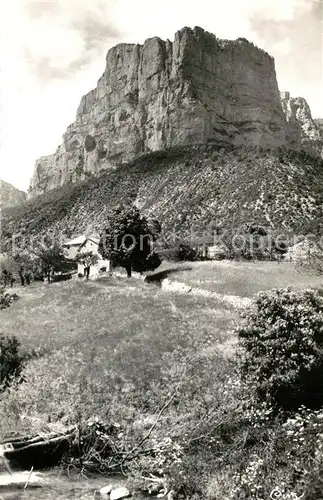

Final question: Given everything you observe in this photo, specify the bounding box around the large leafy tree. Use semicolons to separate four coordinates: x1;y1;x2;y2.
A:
76;251;99;280
12;252;34;286
32;236;68;283
0;252;34;287
99;205;162;277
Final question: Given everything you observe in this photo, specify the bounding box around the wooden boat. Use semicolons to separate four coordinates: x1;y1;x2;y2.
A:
0;427;76;470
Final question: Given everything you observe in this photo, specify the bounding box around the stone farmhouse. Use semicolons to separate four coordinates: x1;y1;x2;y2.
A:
63;235;110;277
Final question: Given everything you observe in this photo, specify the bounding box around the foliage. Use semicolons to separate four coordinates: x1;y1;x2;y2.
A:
228;404;323;500
237;288;323;410
2;144;323;256
0;252;34;286
99;205;162;276
294;238;323;275
75;251;99;268
176;243;198;262
12;252;34;285
0;335;24;390
219;225;289;261
31;236;69;282
75;251;99;279
2;267;323;497
0;286;19;310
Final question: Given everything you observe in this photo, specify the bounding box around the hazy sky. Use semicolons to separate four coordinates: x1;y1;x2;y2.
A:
0;0;322;190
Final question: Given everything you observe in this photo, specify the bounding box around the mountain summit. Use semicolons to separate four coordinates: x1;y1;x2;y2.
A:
29;26;294;197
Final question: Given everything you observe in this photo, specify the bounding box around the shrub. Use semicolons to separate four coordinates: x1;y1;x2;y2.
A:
237;288;323;410
0;286;18;310
0;336;24;389
176;243;198;262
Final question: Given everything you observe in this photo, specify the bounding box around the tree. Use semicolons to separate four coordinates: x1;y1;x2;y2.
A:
295;216;323;273
76;251;99;280
12;252;34;286
176;243;198;261
0;253;32;287
33;236;68;283
99;205;162;277
0;335;24;389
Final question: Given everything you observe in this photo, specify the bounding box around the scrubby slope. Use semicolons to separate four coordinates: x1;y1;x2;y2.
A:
2;144;323;251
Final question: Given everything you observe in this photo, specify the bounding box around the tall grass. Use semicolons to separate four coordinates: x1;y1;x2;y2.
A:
0;277;237;436
1;263;322;498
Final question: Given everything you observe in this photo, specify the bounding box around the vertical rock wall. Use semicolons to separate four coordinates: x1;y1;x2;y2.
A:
29;26;291;197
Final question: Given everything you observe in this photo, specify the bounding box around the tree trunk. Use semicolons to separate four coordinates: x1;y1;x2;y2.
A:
18;271;25;287
26;275;31;286
125;264;132;278
86;267;90;280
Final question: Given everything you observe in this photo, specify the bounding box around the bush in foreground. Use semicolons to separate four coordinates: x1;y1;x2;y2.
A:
238;288;323;410
0;335;24;390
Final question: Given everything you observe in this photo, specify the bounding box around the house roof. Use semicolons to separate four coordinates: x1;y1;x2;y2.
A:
79;237;100;250
63;235;100;247
63;235;87;246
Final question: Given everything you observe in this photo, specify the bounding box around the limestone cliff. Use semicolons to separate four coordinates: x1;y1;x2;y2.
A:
280;91;323;159
29;26;289;197
0;180;27;208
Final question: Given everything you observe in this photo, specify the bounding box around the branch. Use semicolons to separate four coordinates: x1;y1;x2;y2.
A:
120;368;187;466
120;392;176;466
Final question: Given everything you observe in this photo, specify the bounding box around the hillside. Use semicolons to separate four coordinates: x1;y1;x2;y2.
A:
0;180;27;209
2;144;323;252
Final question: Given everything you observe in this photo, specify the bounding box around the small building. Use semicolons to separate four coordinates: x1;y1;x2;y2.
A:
63;235;110;277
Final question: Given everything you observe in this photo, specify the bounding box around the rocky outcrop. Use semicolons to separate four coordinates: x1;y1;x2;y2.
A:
0;180;27;208
280;91;323;158
29;26;289;197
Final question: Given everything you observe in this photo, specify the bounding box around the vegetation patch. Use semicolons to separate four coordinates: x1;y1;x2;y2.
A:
0;261;323;498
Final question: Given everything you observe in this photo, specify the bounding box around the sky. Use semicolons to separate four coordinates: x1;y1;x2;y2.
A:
0;0;322;190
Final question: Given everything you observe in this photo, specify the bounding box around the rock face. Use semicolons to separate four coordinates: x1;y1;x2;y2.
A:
0;180;27;208
280;91;323;158
29;26;289;197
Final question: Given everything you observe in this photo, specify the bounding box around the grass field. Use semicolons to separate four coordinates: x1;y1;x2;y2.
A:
0;268;239;434
1;260;322;498
158;260;323;296
1;259;320;433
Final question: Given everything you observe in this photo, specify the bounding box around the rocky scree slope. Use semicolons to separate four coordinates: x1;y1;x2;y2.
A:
0;180;27;209
3;145;323;252
28;26;289;197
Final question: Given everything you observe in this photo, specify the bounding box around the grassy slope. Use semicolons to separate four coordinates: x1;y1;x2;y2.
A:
0;272;237;434
1;262;322;497
167;260;323;296
2;145;323;251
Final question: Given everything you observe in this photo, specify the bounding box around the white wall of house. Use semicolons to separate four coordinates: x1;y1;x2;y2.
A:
64;244;82;260
64;235;110;277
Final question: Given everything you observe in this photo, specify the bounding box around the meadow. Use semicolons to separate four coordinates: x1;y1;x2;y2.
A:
1;260;322;498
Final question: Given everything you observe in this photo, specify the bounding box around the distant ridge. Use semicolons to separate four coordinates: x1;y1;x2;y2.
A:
0;180;27;209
